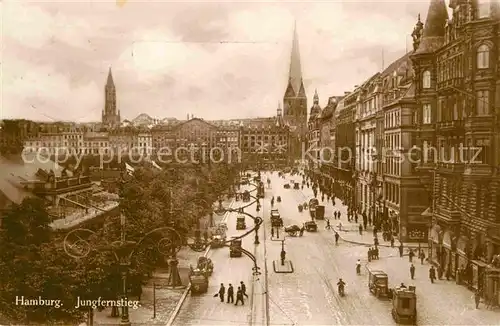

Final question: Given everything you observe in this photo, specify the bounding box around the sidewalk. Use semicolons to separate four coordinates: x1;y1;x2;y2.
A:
92;198;234;326
366;253;500;325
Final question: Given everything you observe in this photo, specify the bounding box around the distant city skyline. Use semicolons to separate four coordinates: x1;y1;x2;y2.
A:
3;0;434;122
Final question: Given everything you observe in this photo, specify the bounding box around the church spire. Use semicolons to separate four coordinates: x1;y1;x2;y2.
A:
106;67;114;87
313;89;319;104
288;21;303;95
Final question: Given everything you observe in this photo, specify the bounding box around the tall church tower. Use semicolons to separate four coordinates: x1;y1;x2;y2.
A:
102;67;121;128
283;22;307;159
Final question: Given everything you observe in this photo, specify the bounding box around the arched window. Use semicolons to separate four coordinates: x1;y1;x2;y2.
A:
477;44;490;69
422;71;431;89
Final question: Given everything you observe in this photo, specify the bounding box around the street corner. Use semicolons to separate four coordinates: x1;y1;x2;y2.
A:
273;260;294;273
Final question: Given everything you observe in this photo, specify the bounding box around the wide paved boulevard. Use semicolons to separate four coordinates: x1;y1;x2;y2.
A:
173;171;499;325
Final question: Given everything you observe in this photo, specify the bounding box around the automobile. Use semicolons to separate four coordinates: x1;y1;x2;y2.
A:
315;205;325;219
189;269;209;295
309;198;319;208
304;220;317;232
284;224;301;236
270;209;280;218
368;270;389;298
294;183;300;189
236;216;246;230
391;285;417;324
229;238;242;257
284;184;291;189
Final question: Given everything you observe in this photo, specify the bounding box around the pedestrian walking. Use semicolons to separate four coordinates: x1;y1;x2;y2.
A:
368;248;372;262
374;246;379;260
409;249;415;263
399;243;404;257
326;219;331;229
355;214;359;224
218;283;225;302
429;266;436;283
227;284;234;303
271;227;274;238
390;236;394;248
359;224;363;235
419;250;425;264
334;231;339;245
240;281;248;298
235;287;244;306
474;289;481;309
410;264;415;280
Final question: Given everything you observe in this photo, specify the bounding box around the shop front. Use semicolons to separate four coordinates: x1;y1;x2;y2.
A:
455;235;469;286
485;260;500;307
428;224;442;266
470;260;488;292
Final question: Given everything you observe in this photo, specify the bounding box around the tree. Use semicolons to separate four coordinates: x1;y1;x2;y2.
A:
0;198;85;324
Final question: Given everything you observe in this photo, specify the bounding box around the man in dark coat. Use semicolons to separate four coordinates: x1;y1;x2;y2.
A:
410;264;415;280
235;287;244;305
359;224;363;235
409;249;415;263
227;283;234;303
218;283;225;302
240;281;248;298
334;231;339;245
429;266;436;283
399;243;404;257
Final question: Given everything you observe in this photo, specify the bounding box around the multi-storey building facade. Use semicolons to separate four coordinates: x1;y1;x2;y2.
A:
82;132;110;155
317;96;342;189
333;92;356;205
151;118;242;164
239;107;290;168
380;53;428;242
355;74;380;224
307;90;322;171
411;0;500;304
108;127;135;156
135;130;153;156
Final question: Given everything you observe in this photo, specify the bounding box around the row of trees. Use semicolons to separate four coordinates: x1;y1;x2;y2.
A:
0;163;238;324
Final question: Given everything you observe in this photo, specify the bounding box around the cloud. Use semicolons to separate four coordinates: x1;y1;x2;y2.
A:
2;0;432;121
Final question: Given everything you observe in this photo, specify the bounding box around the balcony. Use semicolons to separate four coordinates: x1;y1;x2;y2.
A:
436;120;464;134
437;77;463;92
464;116;494;131
464;164;493;177
435;205;461;224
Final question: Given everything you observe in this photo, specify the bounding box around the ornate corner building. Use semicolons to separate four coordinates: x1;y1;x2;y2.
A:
411;0;500;304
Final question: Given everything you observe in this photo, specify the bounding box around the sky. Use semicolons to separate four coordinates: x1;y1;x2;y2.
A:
2;0;437;122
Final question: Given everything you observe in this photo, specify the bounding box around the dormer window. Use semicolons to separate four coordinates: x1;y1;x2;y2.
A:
477;44;490;69
477;0;491;18
422;71;431;89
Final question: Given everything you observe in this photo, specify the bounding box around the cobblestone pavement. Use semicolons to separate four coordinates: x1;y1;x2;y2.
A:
93;200;234;326
172;186;257;325
264;172;500;325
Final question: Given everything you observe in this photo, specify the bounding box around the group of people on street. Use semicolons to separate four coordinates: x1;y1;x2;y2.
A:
368;247;379;261
332;211;341;219
217;282;248;306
